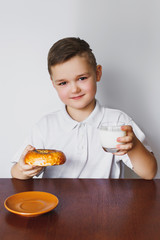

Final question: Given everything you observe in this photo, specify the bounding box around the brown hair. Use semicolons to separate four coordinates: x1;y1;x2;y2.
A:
47;37;97;75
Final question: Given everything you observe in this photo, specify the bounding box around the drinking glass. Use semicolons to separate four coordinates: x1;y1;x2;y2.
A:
98;122;126;153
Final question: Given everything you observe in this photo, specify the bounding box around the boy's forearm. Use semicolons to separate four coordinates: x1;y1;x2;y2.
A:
128;138;157;180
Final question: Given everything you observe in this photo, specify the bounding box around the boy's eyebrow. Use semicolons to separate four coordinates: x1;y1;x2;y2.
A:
54;79;66;83
54;72;90;83
77;72;90;77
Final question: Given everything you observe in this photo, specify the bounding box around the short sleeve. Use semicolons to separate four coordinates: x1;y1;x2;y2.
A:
11;123;45;163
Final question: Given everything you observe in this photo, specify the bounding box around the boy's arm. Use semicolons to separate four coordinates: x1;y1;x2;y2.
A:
11;145;43;180
115;125;157;180
127;138;157;179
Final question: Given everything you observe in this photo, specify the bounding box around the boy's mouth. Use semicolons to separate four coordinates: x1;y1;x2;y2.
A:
70;94;85;100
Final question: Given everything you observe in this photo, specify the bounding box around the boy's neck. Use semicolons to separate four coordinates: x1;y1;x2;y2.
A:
66;99;96;122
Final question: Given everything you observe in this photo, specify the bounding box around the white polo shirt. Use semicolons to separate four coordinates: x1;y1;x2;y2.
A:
12;100;151;178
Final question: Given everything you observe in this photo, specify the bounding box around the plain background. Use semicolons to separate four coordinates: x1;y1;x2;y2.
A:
0;0;159;178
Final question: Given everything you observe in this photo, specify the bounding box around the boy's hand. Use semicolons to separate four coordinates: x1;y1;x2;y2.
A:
16;145;43;179
114;125;137;156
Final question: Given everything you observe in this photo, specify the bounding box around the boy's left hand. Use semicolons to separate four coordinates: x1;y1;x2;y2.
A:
114;125;136;156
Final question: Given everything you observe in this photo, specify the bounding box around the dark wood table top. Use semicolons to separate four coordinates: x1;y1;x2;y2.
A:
0;178;160;240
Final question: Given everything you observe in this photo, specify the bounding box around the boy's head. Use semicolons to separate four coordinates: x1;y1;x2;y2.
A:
47;37;102;121
48;37;97;76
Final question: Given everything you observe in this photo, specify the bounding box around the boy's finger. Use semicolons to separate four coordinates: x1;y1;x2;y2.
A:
117;142;133;151
117;135;133;143
24;167;43;177
20;145;35;161
21;164;37;171
114;151;127;156
121;125;133;132
24;166;43;171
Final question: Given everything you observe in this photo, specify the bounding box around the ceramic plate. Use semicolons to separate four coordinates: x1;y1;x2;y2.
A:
4;191;59;217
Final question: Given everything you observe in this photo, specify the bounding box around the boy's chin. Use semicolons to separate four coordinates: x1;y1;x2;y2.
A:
67;99;96;110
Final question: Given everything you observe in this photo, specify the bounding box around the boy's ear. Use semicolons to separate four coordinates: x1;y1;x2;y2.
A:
96;65;102;82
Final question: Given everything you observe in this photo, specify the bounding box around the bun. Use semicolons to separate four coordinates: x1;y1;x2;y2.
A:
24;149;66;166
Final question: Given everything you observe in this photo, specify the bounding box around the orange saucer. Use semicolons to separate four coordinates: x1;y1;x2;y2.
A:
4;191;59;217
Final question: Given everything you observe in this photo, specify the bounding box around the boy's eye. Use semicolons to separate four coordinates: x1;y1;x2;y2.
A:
79;77;87;81
59;81;67;86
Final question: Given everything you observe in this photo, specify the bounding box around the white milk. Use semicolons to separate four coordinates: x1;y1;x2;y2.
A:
99;127;126;149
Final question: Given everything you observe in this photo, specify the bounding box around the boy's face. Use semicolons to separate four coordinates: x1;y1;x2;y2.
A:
50;55;102;116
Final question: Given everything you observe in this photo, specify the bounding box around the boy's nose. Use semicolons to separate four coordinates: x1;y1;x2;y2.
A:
71;83;81;93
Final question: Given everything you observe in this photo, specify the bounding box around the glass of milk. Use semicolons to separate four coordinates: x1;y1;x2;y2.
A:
98;122;127;153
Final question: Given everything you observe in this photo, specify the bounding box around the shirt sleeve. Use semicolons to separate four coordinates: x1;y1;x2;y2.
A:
11;123;45;163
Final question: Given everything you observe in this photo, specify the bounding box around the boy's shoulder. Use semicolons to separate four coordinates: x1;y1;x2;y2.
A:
43;109;63;120
102;106;132;124
35;108;65;128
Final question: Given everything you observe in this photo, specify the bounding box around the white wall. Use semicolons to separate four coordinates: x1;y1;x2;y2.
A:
0;0;159;178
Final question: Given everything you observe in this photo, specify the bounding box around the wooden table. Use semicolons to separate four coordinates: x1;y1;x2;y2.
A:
0;178;160;240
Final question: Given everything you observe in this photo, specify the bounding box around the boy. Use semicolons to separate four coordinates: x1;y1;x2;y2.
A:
11;37;157;180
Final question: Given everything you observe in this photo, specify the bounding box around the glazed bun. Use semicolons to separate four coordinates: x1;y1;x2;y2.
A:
24;149;66;166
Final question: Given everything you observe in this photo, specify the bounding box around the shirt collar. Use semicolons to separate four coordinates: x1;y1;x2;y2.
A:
83;100;104;128
60;99;105;132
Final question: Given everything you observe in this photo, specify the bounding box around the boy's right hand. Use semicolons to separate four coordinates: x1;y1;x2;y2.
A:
13;145;43;179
